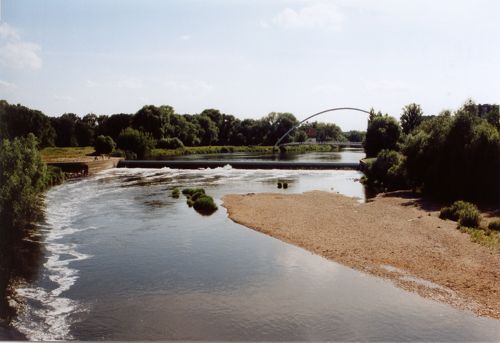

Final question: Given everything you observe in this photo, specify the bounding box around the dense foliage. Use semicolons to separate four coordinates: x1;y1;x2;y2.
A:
363;101;500;202
364;115;401;157
0;100;363;160
439;201;481;228
94;135;116;155
0;134;48;228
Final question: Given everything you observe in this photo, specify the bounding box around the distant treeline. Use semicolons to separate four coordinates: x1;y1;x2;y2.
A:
0;100;364;152
362;101;500;202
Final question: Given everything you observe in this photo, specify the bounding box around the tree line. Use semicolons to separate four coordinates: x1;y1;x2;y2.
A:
0;100;362;155
362;101;500;202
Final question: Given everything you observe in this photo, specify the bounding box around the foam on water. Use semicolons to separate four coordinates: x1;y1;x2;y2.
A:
11;180;96;341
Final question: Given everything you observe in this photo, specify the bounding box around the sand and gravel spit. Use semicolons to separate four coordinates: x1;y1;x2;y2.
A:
222;191;500;319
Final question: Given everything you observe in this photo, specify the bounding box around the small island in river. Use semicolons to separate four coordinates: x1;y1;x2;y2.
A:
223;191;500;319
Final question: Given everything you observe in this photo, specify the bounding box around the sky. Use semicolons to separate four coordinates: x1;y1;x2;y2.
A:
0;0;499;131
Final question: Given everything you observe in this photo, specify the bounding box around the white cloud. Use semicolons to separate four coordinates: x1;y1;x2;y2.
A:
0;22;42;70
269;3;343;30
0;79;17;90
178;34;192;41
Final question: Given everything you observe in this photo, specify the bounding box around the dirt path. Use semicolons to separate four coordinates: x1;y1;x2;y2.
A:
222;191;500;319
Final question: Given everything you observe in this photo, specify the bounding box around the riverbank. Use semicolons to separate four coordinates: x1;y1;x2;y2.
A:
222;191;500;319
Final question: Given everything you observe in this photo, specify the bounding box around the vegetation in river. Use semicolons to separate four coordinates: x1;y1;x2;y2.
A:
277;182;282;189
182;188;217;215
283;182;288;189
171;188;180;198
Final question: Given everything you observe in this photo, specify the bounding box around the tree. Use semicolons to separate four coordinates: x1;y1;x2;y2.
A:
400;103;423;135
94;135;116;154
364;115;401;157
117;128;156;159
0;134;47;228
97;113;133;142
75;113;98;146
196;115;219;146
344;130;366;142
51;113;79;147
0;101;56;147
403;110;500;201
263;112;298;145
132;105;173;140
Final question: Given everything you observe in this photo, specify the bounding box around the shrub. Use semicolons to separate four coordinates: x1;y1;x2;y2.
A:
364;115;401;157
439;201;481;228
109;149;126;158
0;134;47;227
157;137;184;149
171;188;180;198
193;195;218;214
117;128;156;159
283;182;288;189
488;219;500;231
94;135;115;155
45;166;65;187
277;182;282;189
182;188;205;196
364;150;406;190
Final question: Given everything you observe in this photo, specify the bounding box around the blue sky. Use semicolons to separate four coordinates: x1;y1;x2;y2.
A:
0;0;499;130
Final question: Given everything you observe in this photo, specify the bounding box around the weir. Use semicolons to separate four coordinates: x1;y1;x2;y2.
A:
117;160;360;170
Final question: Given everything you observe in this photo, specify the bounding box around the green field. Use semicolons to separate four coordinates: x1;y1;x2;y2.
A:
40;146;95;161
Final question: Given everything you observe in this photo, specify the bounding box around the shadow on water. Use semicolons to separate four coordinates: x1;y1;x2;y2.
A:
0;222;44;340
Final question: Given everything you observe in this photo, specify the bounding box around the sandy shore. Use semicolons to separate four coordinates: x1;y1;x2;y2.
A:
222;191;500;319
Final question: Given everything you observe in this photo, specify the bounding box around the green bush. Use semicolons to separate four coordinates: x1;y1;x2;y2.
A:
157;137;184;149
364;115;401;158
277;182;282;189
45;166;65;187
193;195;218;214
0;134;47;227
364;150;406;190
283;182;288;189
171;188;180;198
182;188;205;196
439;201;481;228
117;127;156;159
109;149;126;157
488;219;500;231
94;135;115;155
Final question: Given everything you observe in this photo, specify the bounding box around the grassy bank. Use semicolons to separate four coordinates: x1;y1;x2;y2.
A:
40;146;95;161
40;144;340;161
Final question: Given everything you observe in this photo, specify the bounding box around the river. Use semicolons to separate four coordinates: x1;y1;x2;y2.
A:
2;150;500;340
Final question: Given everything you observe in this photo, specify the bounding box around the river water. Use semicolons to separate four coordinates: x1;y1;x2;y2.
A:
4;151;500;340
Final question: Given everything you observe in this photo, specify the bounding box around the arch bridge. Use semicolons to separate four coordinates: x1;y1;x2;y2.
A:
273;107;371;150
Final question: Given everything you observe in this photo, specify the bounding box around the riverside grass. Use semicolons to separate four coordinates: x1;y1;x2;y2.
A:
40;144;337;161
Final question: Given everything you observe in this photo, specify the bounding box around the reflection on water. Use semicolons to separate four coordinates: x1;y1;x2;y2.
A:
0;223;44;340
2;151;500;341
163;148;364;163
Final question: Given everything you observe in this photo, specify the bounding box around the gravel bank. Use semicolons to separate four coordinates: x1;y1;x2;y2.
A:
223;191;500;319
